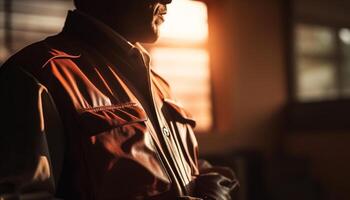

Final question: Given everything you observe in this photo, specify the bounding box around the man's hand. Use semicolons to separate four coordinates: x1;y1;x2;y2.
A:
194;172;239;200
194;161;239;200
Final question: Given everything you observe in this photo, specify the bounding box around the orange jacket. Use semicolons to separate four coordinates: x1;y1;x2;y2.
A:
0;11;200;199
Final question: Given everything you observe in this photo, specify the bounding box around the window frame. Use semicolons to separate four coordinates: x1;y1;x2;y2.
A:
285;0;350;131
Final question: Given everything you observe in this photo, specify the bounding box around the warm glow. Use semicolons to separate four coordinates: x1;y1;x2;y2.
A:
151;48;210;93
151;48;212;131
158;0;209;44
150;0;212;132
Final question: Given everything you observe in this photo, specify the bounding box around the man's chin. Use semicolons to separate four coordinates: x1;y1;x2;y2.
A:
140;31;160;44
143;36;159;43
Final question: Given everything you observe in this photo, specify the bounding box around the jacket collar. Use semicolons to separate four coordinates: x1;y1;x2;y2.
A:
75;10;135;55
61;10;151;68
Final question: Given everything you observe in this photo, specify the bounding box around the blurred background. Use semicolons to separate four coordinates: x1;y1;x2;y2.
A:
1;0;350;199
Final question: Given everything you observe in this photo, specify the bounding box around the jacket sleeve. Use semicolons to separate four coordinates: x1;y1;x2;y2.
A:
0;66;65;200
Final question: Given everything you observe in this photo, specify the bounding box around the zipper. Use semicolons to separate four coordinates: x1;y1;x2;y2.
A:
146;67;188;196
142;57;195;196
152;74;193;190
127;47;187;195
103;56;185;196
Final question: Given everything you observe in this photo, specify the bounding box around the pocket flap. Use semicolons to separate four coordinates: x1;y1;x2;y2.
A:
78;102;148;136
163;98;196;128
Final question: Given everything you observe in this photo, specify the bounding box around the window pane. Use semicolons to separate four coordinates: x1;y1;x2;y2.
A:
0;4;7;63
296;57;338;101
151;48;212;131
10;13;66;33
339;28;350;96
157;0;208;45
0;28;8;64
295;24;335;56
0;0;73;59
295;24;338;102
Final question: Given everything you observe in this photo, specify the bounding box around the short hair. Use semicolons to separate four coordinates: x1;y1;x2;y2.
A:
73;0;83;9
73;0;107;11
73;0;80;9
74;0;94;10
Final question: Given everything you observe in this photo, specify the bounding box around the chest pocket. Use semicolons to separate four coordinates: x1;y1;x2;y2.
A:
77;102;171;198
78;102;147;137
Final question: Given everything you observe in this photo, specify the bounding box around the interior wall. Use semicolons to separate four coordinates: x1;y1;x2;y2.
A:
294;0;350;25
285;1;350;199
286;132;350;200
198;0;350;198
197;0;287;156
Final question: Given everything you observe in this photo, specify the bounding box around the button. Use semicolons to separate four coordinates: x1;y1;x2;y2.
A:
162;126;170;137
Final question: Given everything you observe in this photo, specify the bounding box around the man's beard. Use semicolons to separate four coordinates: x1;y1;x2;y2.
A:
137;4;165;43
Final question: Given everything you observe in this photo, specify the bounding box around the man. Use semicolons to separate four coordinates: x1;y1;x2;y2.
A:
0;0;238;199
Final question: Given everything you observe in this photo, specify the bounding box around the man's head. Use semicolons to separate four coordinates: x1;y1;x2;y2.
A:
74;0;172;43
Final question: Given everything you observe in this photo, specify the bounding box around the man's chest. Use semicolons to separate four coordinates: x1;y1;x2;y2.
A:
45;53;198;197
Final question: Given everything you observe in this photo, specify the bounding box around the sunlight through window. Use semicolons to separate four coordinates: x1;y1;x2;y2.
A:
157;0;208;44
150;0;212;132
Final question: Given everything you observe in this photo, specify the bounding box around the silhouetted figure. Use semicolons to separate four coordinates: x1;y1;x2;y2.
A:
0;0;238;199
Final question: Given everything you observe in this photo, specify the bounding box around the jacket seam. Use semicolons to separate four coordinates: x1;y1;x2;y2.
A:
77;102;138;113
41;54;81;69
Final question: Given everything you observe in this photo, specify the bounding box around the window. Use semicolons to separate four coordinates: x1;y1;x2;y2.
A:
0;0;73;64
339;28;350;96
149;0;212;132
287;0;350;130
294;24;350;102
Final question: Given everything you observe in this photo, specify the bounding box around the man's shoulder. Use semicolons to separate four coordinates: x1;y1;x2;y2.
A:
1;34;81;76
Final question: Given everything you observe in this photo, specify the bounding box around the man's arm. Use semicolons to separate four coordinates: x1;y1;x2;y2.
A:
0;66;64;200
